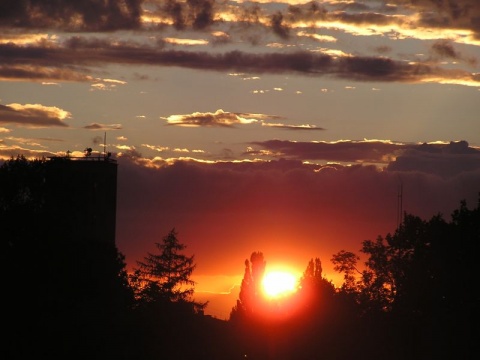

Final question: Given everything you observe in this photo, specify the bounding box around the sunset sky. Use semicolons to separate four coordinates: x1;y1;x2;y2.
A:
1;0;480;318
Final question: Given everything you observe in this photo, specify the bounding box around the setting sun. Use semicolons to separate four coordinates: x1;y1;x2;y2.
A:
262;271;298;298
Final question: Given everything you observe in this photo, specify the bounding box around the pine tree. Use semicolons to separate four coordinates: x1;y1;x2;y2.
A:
132;228;199;306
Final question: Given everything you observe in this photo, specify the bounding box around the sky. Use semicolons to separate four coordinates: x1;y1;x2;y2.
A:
1;0;480;319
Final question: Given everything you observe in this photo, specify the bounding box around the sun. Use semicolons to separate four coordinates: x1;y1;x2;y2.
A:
262;270;298;298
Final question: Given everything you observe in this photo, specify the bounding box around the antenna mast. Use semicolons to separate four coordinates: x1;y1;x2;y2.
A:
397;181;403;228
103;132;107;158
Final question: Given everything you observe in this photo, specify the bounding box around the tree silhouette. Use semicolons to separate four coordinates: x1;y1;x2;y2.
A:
131;228;204;311
300;257;336;303
0;155;47;246
230;251;266;320
331;196;480;359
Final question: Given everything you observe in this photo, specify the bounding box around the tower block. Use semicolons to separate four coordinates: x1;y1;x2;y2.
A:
45;155;118;245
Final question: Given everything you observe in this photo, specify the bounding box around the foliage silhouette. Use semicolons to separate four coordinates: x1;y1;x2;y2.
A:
330;195;480;359
128;229;238;359
130;228;203;308
230;251;266;320
230;196;480;359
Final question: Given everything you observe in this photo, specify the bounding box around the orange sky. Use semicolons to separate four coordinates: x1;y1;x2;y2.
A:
1;0;480;319
115;153;480;318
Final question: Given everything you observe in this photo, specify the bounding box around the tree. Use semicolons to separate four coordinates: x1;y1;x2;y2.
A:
132;228;203;310
330;197;480;359
230;251;265;319
300;257;336;299
0;155;47;247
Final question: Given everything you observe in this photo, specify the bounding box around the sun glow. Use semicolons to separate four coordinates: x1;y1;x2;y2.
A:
262;271;298;298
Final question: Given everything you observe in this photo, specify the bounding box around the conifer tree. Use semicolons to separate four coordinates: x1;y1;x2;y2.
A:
132;228;198;306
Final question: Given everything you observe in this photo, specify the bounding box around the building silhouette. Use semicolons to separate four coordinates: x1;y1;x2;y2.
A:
45;153;117;245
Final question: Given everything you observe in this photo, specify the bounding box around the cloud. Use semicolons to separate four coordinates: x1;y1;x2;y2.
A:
0;64;93;82
400;0;480;39
387;141;480;177
163;37;209;46
160;0;216;31
261;123;326;131
247;139;403;164
0;0;142;31
0;33;58;45
1;0;479;44
328;9;398;27
246;140;480;177
429;40;477;66
0;136;66;160
110;139;480;176
0;145;57;160
83;123;123;130
296;31;337;43
1;39;478;86
162;109;269;127
270;11;290;39
0;103;70;128
89;78;127;91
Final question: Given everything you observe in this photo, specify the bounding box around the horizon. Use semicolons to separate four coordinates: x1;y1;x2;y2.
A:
1;0;480;319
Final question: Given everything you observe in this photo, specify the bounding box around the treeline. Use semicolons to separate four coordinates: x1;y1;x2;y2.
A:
230;199;479;359
2;156;478;359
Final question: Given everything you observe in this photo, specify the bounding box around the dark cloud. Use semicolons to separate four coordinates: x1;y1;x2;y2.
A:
247;139;403;163
387;141;480;177
0;0;478;41
0;64;92;82
92;136;104;146
286;1;398;27
158;0;215;31
285;1;480;39
374;45;393;55
286;2;328;23
1;39;477;85
164;0;186;30
431;40;460;59
270;12;290;39
0;0;142;31
429;40;477;66
396;0;480;38
188;0;215;30
83;123;122;130
248;139;480;178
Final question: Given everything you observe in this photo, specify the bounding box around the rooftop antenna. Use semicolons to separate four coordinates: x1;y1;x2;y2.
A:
397;181;403;229
103;131;107;158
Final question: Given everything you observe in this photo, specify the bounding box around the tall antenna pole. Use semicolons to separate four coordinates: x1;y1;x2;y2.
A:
103;131;107;158
397;181;403;229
